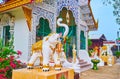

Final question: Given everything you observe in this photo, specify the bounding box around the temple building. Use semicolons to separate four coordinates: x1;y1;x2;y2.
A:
0;0;98;70
89;34;107;50
88;34;106;56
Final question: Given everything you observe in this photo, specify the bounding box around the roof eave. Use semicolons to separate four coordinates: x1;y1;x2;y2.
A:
88;1;98;31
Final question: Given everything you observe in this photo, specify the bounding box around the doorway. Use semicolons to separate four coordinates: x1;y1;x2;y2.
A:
57;7;77;58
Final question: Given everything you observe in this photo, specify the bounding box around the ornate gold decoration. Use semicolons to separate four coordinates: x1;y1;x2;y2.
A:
43;64;49;68
31;40;43;53
27;63;34;66
22;6;32;31
66;11;70;24
35;0;43;3
56;42;63;53
0;0;32;12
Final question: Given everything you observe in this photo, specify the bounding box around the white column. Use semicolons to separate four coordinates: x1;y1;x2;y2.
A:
9;16;15;39
77;9;81;55
9;25;14;37
53;1;57;32
86;27;88;52
77;24;80;52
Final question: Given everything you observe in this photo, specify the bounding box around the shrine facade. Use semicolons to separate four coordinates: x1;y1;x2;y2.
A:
0;0;98;63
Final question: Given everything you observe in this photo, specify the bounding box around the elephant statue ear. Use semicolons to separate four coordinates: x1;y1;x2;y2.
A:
57;18;69;38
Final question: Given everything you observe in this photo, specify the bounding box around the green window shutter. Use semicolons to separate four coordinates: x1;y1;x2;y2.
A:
36;17;51;41
80;31;86;49
3;26;10;46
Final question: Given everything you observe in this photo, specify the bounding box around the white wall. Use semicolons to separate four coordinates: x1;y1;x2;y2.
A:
78;20;91;63
12;7;29;63
79;50;91;64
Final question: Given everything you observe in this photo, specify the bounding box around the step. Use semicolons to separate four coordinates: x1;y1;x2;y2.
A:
80;63;91;68
80;65;92;72
79;59;84;62
79;61;87;64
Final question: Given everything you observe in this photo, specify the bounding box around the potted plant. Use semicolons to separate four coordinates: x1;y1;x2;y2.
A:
115;51;120;58
91;59;100;70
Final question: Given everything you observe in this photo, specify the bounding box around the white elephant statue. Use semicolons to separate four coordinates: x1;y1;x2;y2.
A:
27;33;62;71
27;18;69;71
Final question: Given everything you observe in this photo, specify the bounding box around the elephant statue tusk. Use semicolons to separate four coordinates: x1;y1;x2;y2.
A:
57;18;69;38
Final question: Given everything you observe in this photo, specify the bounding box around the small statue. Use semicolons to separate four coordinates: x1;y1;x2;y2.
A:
53;42;65;71
72;44;76;63
108;54;112;66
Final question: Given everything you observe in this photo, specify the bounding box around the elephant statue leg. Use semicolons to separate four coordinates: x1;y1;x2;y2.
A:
39;56;43;69
27;53;40;69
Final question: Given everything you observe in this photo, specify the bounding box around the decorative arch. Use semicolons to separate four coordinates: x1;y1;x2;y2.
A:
57;0;79;24
32;6;54;30
36;17;51;41
31;6;55;44
57;7;76;26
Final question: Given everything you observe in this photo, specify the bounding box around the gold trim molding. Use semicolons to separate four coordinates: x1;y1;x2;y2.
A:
22;6;32;31
0;0;32;12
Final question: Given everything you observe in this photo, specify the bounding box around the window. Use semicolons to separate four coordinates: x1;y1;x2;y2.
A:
80;31;86;49
36;17;51;41
2;26;10;45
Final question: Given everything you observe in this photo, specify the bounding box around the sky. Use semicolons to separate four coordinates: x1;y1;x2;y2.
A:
0;0;3;3
89;0;120;41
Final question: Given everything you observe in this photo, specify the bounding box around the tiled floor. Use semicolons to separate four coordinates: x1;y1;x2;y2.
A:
80;63;120;79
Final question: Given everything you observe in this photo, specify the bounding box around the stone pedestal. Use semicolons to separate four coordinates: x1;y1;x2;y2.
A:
12;68;74;79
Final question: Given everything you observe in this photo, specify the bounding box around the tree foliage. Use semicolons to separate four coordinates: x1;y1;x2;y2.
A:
102;0;120;25
88;39;92;47
115;51;120;58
